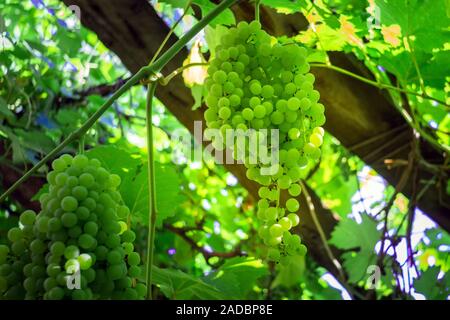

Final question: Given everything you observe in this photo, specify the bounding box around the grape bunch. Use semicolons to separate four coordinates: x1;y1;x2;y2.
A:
203;21;326;263
0;154;147;300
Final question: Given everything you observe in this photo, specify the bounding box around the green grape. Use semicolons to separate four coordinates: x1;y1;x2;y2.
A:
61;212;78;228
265;207;278;221
121;230;136;243
78;254;93;270
95;246;109;261
218;107;231;120
288;183;302;197
310;133;323;147
267;248;281;261
61;196;78;212
78;234;96;250
269;224;284;237
250;81;261;95
288;213;300;227
64;245;80;260
36;216;49;233
79;173;95;188
20;210;36;226
72;154;89;168
30;239;45;254
286;198;300;212
7;228;23;242
279;217;292;230
107;263;126;280
127;252;140;266
52;158;67;172
107;250;122;265
47;286;65;300
105;234;120;249
261;85;274;99
277;175;291;190
242;108;254;121
270;111;284;125
84;221;98;236
72;186;88;201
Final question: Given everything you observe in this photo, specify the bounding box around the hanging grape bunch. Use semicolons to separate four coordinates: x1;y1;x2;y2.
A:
0;154;147;300
203;20;326;263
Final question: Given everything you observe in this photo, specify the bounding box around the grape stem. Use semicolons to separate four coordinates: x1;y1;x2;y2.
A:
300;180;366;300
309;63;449;155
145;82;158;300
255;0;261;22
298;181;346;280
159;62;209;86
0;0;239;203
149;0;193;65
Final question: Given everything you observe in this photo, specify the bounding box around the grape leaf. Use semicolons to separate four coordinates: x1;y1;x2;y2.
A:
151;266;225;299
204;257;268;299
85;145;141;182
190;84;204;110
329;214;381;283
413;266;450;300
193;0;235;26
261;0;307;14
0;97;14;120
375;0;449;51
272;255;305;288
120;162;184;227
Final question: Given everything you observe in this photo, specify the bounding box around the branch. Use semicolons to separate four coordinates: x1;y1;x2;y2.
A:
0;0;239;204
310;63;449;155
165;224;244;260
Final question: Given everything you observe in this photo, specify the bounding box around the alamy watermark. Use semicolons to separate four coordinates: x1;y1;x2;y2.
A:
366;265;381;289
171;121;280;175
66;265;81;290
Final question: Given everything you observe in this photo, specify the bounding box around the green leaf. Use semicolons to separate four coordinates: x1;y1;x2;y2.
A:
272;255;305;288
193;0;235;27
414;266;450;299
330;215;380;252
204;257;268;299
0;97;14;119
204;24;229;56
329;214;381;283
425;228;450;248
190;84;204;110
261;0;307;14
55;28;82;55
85;145;141;182
152;266;225;299
14;129;55;154
375;0;449;51
120;162;183;227
341;251;377;284
158;0;190;8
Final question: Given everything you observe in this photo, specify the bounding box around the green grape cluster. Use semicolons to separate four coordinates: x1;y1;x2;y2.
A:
203;21;326;264
0;154;147;300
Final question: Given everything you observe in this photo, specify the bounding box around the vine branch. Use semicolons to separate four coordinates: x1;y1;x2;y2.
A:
0;0;239;204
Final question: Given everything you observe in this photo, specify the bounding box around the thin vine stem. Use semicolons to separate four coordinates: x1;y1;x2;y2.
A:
149;0;193;65
310;63;450;155
299;181;345;280
0;0;238;204
255;0;261;22
309;63;449;108
78;135;85;154
145;82;158;300
159;62;209;85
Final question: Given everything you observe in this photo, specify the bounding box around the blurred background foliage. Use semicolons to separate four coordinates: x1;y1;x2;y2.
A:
0;0;449;300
